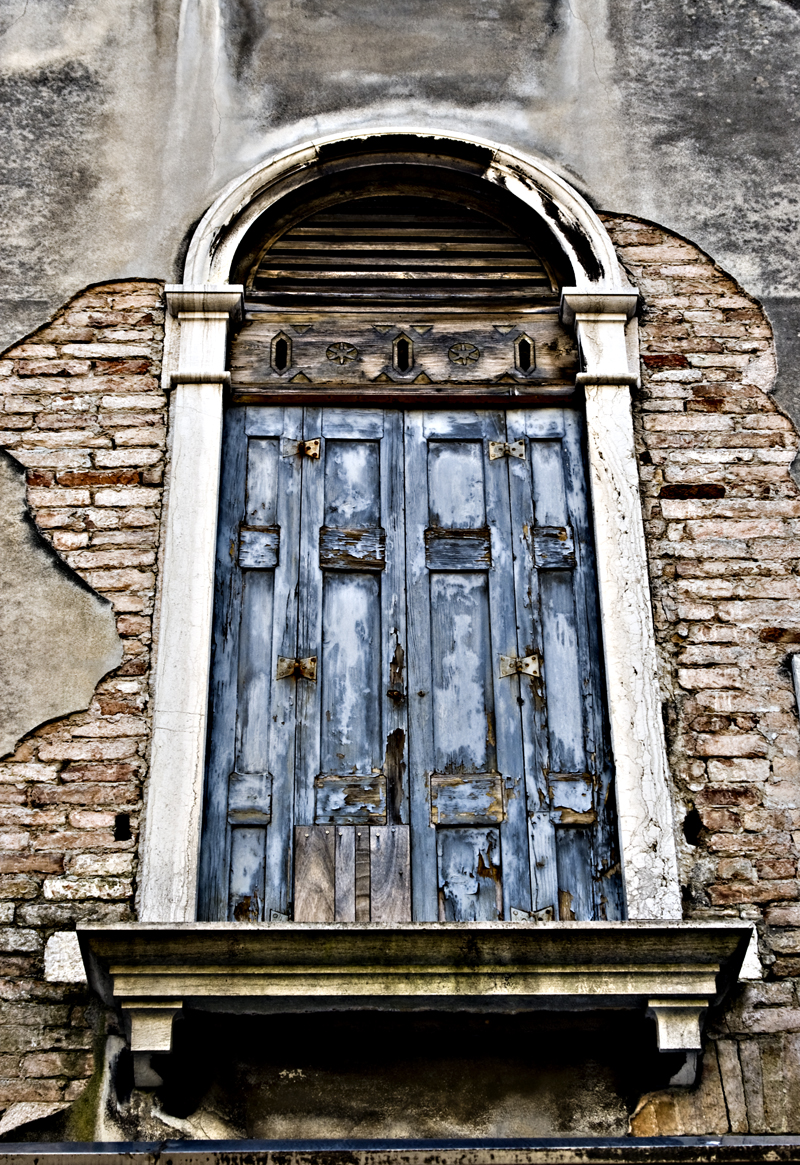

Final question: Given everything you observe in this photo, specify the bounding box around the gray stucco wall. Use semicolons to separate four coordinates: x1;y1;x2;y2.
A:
2;0;800;414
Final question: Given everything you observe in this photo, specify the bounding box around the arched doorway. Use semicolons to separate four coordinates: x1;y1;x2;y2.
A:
196;178;623;924
138;131;680;927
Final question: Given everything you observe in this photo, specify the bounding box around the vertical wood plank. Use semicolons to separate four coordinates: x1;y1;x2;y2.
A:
355;827;371;921
404;411;438;920
320;572;382;775
506;409;550;914
528;812;559;917
236;570;276;778
263;407;304;919
294;407;325;831
334;826;355;922
562;410;624;920
381;410;409;826
539;571;586;774
481;410;530;920
555;826;593;921
293;825;334;922
197;407;247;921
370;825;411;921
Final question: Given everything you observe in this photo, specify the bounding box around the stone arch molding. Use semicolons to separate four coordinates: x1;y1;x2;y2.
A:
184;128;627;290
140;129;682;925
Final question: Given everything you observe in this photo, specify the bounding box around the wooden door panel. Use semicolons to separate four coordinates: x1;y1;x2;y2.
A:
202;403;620;924
198;406;303;922
320;572;383;779
430;572;494;774
406;410;530;921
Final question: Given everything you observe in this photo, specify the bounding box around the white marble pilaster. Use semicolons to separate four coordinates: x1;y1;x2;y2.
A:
138;286;243;922
562;290;682;921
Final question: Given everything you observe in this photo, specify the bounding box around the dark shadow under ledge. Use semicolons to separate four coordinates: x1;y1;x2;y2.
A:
78;920;751;1088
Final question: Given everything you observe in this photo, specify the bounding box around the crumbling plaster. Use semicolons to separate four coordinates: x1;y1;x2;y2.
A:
1;0;800;421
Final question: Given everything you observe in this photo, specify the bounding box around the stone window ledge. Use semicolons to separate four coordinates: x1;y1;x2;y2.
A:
79;920;750;1085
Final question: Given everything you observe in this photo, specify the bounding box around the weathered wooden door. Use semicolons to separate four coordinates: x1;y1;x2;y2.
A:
198;405;623;922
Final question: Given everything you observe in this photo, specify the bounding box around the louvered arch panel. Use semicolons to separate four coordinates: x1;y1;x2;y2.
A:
248;196;559;309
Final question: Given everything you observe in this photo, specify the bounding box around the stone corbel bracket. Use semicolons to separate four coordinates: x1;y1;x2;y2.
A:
79;921;750;1088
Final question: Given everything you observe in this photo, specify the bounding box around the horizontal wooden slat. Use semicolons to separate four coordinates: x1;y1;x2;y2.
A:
315;775;387;824
318;526;386;570
249;195;558;309
238;525;280;568
227;770;272;825
533;526;576;569
430;773;505;825
425;527;492;570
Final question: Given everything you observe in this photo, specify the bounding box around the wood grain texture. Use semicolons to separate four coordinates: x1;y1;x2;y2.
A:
229;826;266;922
197;407;247;921
227;770;272;825
201;403;619;925
293;826;335;922
233;314;576;390
334;827;356;922
533;526;575;569
355;827;371;922
370;825;411;922
424;527;492;570
528;812;559;917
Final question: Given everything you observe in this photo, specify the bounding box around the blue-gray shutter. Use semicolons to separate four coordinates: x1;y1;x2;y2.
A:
199;405;622;923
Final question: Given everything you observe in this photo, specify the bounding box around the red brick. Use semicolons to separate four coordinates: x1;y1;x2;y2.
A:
0;855;63;874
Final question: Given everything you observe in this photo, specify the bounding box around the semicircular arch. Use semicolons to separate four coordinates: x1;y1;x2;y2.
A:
183;129;627;292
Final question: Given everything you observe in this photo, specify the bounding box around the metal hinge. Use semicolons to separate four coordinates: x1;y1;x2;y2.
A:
276;655;317;681
511;906;555;923
282;438;320;459
499;652;540;678
488;439;525;461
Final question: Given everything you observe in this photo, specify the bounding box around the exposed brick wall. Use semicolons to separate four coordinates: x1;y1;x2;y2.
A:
0;281;165;1132
1;234;800;1137
603;215;800;1133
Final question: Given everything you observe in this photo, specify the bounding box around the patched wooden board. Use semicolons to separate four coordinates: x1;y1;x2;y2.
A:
231;312;577;390
318;525;386;570
533;525;575;569
293;825;335;922
314;774;387;824
238;525;280;569
424;527;492;570
370;825;411;922
227;770;272;825
430;773;504;825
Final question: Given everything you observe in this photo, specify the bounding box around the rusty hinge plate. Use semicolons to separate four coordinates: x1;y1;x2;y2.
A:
511;906;556;923
488;439;525;461
499;652;540;678
276;655;317;681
